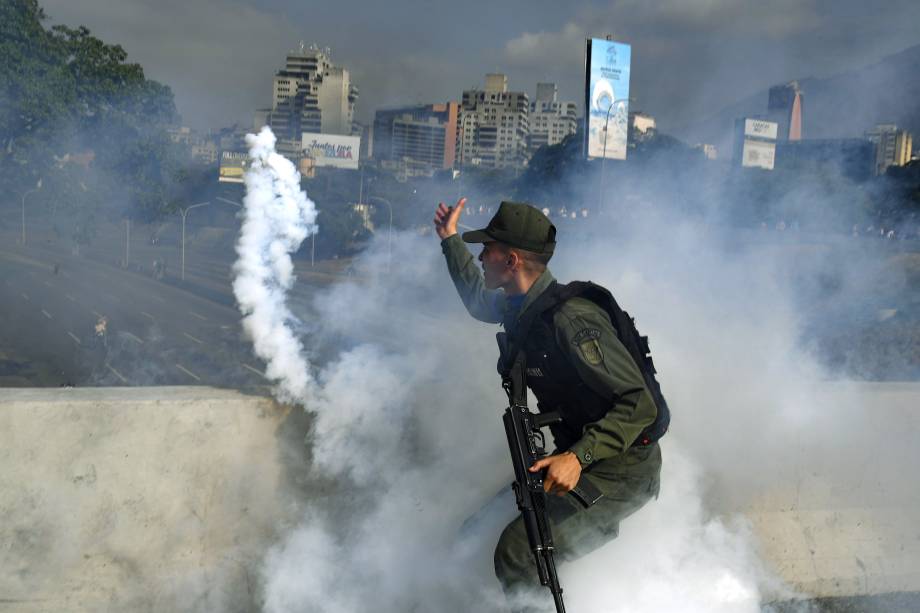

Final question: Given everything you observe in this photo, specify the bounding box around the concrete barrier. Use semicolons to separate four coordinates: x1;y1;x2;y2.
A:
1;383;918;610
0;387;303;612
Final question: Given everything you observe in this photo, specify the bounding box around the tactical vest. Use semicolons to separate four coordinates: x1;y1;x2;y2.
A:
500;281;670;451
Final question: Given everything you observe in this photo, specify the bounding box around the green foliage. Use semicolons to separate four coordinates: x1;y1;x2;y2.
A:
1;0;181;232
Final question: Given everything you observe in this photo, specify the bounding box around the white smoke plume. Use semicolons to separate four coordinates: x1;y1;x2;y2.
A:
233;126;318;405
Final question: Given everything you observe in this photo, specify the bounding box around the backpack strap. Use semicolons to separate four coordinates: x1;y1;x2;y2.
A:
497;281;564;377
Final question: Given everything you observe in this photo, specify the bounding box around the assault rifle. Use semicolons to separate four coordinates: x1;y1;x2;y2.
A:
498;332;603;613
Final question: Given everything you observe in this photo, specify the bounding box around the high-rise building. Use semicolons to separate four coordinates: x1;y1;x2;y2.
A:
372;102;458;173
865;124;913;175
767;81;804;141
528;83;577;150
261;43;359;154
457;74;530;169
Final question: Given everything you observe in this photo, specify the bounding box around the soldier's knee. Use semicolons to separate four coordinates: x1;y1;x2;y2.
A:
494;520;532;588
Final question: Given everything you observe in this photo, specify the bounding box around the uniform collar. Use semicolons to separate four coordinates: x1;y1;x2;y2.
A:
505;269;556;325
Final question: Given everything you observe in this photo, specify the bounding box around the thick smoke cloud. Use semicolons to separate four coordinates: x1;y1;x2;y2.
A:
234;128;916;612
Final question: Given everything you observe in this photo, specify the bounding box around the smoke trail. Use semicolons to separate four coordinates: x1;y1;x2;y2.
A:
233;126;317;404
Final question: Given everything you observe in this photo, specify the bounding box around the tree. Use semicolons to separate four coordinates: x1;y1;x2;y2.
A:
1;0;180;229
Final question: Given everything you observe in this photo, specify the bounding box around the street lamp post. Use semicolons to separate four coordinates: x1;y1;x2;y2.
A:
367;196;393;273
215;196;242;210
178;201;210;281
597;98;634;213
21;178;42;246
599;101;616;213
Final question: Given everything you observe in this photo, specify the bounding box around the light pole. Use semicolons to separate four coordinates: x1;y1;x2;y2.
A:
367;196;393;273
215;196;242;210
597;98;633;214
179;201;210;281
598;101;616;213
21;178;42;246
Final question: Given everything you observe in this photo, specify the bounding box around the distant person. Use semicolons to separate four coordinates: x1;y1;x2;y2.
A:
434;198;669;610
94;316;108;349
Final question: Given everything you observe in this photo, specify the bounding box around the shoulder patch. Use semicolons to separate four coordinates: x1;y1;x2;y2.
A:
571;328;601;346
578;339;604;365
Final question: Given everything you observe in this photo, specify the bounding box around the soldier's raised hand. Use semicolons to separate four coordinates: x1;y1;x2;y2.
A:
433;197;466;240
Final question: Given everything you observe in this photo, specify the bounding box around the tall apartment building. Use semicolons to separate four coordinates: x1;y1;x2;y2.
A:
457;74;530;169
865;124;913;175
528;83;577;150
262;43;359;153
372;102;458;173
767;81;804;141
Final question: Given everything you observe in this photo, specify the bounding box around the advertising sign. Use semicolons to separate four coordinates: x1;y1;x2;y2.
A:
742;139;776;170
218;151;249;183
584;38;632;160
301;133;361;170
744;119;779;141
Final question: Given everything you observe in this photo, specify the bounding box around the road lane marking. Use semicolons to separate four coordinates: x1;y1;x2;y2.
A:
242;363;268;379
43;281;52;288
189;311;207;321
21;293;29;300
67;332;81;345
41;309;52;319
183;332;203;344
175;363;201;381
141;311;155;321
106;364;128;384
154;295;166;303
124;332;144;344
92;309;103;318
65;294;76;302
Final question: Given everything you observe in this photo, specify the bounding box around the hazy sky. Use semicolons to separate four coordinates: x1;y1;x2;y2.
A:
39;0;920;136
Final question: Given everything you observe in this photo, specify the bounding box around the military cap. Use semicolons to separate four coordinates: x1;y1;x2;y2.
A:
462;201;556;255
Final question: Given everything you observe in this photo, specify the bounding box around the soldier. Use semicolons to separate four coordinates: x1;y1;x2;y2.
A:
434;198;668;609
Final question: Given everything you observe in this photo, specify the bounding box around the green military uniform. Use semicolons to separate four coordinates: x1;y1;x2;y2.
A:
440;202;663;605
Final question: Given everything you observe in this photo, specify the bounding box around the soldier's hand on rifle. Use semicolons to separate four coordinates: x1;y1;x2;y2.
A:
530;451;582;496
433;197;467;240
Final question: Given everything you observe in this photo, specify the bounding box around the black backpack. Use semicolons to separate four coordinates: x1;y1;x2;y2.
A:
500;280;670;444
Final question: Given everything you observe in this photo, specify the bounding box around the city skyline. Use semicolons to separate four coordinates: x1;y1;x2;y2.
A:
36;0;920;137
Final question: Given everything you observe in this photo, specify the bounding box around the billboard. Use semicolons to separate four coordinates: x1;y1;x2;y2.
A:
744;118;779;140
741;139;776;170
584;38;632;160
218;151;249;183
301;133;361;170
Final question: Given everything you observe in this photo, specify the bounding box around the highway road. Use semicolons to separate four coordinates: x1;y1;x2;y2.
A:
0;245;273;387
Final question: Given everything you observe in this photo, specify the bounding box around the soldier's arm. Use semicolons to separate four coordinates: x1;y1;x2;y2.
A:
440;234;505;323
553;298;657;465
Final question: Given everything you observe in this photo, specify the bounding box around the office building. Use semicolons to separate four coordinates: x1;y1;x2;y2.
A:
372;102;459;172
528;83;577;150
261;43;359;154
767;81;804;141
865;124;913;175
457;74;530;169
